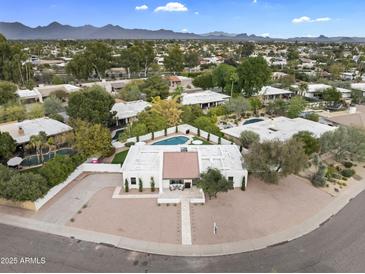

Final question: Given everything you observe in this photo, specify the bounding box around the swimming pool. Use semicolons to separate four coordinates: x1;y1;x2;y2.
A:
152;136;189;145
243;118;264;125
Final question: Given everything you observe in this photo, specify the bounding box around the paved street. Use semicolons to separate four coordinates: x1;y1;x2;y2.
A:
1;190;365;272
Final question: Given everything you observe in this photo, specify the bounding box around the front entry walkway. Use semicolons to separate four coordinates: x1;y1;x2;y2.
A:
181;199;192;245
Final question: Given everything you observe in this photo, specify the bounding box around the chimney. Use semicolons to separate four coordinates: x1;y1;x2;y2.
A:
18;126;25;136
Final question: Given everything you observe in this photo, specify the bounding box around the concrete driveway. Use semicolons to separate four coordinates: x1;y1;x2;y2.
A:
34;173;122;225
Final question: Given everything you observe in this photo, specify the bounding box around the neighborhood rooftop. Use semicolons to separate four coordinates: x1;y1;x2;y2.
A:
258;86;293;96
0;117;73;144
222;116;336;142
181;90;230;106
121;144;244;175
111;100;151;120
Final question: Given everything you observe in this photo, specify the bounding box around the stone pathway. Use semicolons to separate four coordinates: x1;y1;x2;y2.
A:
181;199;192;245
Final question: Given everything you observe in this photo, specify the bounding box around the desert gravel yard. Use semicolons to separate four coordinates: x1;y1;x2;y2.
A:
68;187;181;244
190;175;333;244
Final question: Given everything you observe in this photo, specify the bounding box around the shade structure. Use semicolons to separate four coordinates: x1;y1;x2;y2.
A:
7;157;23;166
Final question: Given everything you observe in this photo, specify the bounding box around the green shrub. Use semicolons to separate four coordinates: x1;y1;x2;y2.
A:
343;161;354;168
38;155;84;187
125;142;135;148
139;178;143;192
124;179;129;192
150;177;155;192
341;168;355;178
0;171;48;202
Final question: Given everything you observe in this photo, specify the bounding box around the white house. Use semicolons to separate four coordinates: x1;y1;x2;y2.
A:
257;86;293;103
222;116;335;142
181;90;230;109
35;84;80;99
16;89;43;103
121;144;247;192
0;117;73;145
351;83;365;97
111;100;151;126
304;84;351;99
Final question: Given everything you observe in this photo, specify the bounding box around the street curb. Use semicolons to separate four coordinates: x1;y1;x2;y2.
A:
0;179;364;257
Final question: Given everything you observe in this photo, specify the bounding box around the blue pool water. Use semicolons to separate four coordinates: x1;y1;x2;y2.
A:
243;118;264;125
153;136;189;145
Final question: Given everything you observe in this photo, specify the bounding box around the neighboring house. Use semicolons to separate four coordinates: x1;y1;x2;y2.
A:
121;144;247;192
320;105;365;128
16;89;43;103
304;84;351;100
222;116;335;142
36;84;80;99
341;72;355;81
181;90;230;109
0;117;73;145
81;79;140;94
111;100;151;127
257;86;293;103
167;76;194;90
272;72;288;80
351;83;365;97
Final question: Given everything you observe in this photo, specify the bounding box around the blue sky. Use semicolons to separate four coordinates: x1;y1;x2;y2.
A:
1;0;364;38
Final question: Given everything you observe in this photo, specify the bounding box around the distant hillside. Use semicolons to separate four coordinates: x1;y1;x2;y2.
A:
1;21;365;42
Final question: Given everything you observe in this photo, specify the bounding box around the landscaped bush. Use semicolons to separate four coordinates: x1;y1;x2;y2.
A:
124;179;129;192
38;155;85;187
343;161;354;168
150;177;155;192
341;168;355;178
125;142;135;148
0;165;49;202
139;178;143;192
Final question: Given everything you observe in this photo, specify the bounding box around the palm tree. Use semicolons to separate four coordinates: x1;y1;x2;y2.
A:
298;82;308;97
47;137;57;159
27;135;43;163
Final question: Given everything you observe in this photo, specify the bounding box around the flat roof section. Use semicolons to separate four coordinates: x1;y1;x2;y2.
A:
163;152;200;180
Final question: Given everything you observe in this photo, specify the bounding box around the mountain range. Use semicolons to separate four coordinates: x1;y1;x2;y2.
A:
1;21;365;43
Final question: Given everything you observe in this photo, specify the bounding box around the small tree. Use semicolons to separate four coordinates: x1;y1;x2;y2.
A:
150;177;155;192
151;131;155;140
207;133;210;142
164;128;167;136
287;96;307;118
218;137;221;145
239;130;260;149
320;126;365;162
197;128;201;137
246;139;308;184
312;163;327;187
197;168;234;199
241;176;246;191
124;179;129;193
293;131;320;156
138;178;143;192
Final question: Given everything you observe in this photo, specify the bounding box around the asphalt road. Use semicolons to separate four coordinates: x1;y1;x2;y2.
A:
1;191;365;273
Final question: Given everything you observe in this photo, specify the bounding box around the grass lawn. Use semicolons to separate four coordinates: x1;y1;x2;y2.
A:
112;150;129;165
192;136;212;145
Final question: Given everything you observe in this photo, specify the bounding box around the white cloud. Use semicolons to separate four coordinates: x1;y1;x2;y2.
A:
260;33;270;37
252;0;257;3
181;28;188;33
135;4;148;11
194;11;199;15
292;16;331;24
315;17;331;22
154;2;188;12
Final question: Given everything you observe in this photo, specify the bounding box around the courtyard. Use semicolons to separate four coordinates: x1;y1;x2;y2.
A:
63;173;333;245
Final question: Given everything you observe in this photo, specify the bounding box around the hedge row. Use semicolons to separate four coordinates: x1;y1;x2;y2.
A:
0;155;85;202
